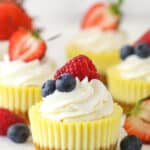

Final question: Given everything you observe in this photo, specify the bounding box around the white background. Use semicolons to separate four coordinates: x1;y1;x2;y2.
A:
23;0;150;65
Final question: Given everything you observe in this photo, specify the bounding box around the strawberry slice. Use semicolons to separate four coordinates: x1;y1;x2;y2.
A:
9;28;46;62
81;1;123;31
125;116;150;144
124;96;150;143
134;30;150;46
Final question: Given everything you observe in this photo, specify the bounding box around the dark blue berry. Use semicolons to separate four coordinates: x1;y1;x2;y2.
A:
56;73;76;92
42;80;56;97
120;45;134;60
120;135;142;150
134;43;150;58
7;123;30;143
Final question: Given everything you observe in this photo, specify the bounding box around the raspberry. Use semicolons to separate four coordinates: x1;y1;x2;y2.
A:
54;55;100;81
0;108;26;135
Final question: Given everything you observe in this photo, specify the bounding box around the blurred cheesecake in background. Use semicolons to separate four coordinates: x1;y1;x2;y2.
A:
66;0;127;84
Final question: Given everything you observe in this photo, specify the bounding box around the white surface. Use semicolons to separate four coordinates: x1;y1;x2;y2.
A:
0;128;149;150
0;137;33;150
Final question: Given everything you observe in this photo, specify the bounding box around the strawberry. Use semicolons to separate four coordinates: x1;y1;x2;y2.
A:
134;30;150;46
0;2;33;40
54;55;100;81
124;96;150;143
81;0;124;31
9;28;46;62
0;108;26;135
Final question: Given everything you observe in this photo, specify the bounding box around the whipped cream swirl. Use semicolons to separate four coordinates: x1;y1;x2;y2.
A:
70;28;127;52
117;55;150;81
0;56;56;86
40;78;113;122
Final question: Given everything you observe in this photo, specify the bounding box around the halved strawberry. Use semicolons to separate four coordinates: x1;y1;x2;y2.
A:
134;30;150;46
124;96;150;143
124;116;150;144
9;28;46;62
81;0;124;31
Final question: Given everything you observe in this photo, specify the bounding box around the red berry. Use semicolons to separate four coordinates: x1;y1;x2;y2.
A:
124;97;150;143
81;2;120;31
0;108;26;135
124;116;150;144
0;2;33;40
9;28;46;62
54;55;100;81
134;30;150;46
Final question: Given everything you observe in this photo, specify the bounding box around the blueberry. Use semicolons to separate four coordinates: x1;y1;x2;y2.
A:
120;45;134;60
42;80;56;97
134;43;150;58
120;135;142;150
7;123;30;143
56;73;76;92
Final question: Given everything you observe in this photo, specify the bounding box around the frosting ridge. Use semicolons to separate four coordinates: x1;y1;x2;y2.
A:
117;55;150;81
40;78;113;122
70;28;127;52
0;56;56;86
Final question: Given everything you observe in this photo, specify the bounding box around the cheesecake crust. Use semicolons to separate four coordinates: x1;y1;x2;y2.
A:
114;99;135;113
34;143;117;150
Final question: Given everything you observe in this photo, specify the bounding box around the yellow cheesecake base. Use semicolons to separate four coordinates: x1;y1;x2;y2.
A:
0;85;42;121
107;68;150;112
29;103;122;150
